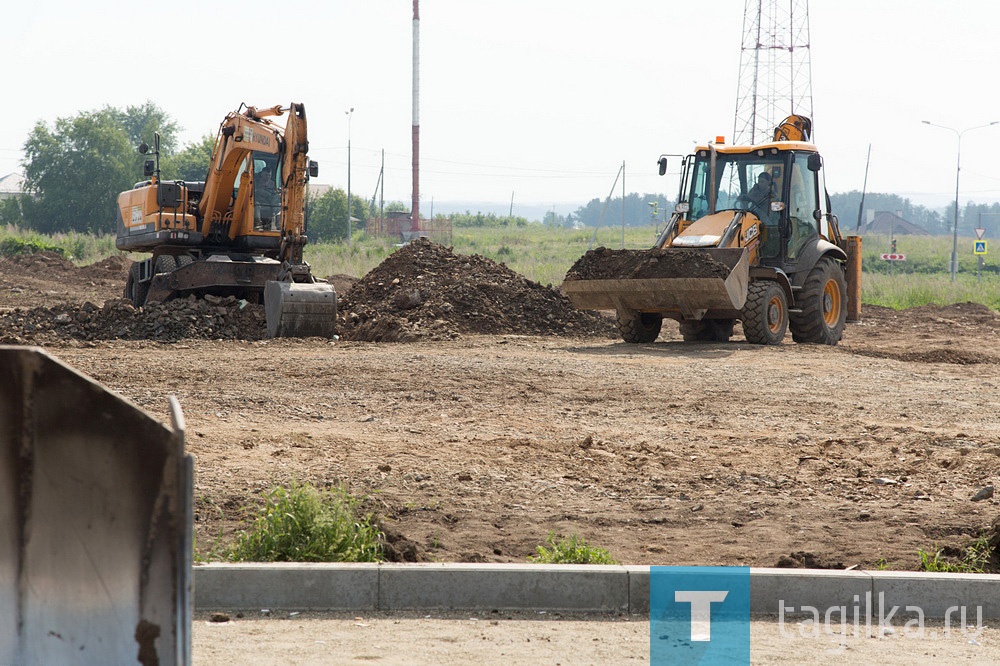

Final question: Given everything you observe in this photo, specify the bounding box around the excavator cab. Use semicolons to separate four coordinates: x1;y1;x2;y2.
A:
251;154;282;231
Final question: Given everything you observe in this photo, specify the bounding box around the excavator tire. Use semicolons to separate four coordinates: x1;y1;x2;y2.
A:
741;280;787;345
616;311;662;343
125;262;149;307
154;255;177;273
679;319;734;342
789;256;847;345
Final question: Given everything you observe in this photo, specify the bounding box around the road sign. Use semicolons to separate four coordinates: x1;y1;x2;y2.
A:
974;240;988;255
880;253;906;261
975;227;987;240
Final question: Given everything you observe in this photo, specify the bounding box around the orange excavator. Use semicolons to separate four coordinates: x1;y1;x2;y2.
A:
115;103;336;337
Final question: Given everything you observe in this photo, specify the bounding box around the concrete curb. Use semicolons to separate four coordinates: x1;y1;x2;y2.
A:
194;564;1000;618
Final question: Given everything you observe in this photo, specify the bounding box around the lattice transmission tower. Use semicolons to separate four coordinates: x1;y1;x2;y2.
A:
732;0;813;145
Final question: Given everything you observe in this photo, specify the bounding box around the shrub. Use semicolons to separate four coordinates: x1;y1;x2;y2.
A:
529;533;618;565
228;483;383;562
0;236;65;257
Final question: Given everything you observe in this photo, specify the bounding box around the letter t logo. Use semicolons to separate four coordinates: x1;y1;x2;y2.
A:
675;590;729;641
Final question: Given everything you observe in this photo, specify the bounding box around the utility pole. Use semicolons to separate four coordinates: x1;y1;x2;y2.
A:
346;107;354;245
411;0;421;236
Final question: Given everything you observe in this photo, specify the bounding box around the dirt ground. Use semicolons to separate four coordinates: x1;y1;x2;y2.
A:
190;611;1000;666
2;249;1000;569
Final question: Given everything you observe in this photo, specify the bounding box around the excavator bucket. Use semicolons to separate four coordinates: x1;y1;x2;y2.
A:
0;346;192;666
264;280;338;338
562;247;750;319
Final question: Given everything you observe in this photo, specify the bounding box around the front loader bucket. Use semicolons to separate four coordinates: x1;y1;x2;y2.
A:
562;247;750;318
264;280;338;338
0;346;192;666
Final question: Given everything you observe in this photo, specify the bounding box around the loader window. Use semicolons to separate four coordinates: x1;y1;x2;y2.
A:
687;154;784;223
787;154;819;260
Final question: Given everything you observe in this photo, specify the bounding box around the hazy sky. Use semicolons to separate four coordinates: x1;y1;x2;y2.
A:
3;1;1000;213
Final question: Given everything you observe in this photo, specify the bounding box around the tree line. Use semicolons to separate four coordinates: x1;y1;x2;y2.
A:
3;104;997;241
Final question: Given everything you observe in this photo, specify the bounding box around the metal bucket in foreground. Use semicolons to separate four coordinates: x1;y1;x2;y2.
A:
0;346;192;666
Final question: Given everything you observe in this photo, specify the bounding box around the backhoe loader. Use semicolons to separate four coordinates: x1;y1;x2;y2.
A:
115;103;336;337
563;116;862;345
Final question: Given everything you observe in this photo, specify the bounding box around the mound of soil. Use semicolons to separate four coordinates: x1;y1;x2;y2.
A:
564;246;733;281
0;295;266;344
0;250;77;275
338;239;614;342
78;255;130;281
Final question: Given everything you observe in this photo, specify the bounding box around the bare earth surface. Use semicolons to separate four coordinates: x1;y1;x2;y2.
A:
191;612;1000;665
2;248;1000;572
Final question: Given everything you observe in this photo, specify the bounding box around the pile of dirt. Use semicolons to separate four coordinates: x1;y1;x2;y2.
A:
564;246;733;281
0;250;77;275
77;255;131;281
0;295;267;344
338;239;615;342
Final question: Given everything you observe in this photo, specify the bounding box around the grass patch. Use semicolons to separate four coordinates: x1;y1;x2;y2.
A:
529;533;619;565
1;225;121;264
917;536;994;574
0;235;66;257
862;271;1000;310
228;482;383;563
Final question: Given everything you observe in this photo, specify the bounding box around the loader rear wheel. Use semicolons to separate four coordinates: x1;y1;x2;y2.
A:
616;311;662;343
679;319;734;342
741;280;787;345
789;257;847;345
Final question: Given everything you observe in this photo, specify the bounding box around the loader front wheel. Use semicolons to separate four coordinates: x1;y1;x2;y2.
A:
616;311;662;343
741;280;787;345
789;257;847;345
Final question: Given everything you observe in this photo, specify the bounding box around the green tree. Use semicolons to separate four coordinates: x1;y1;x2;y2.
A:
0;196;24;227
22;108;135;234
307;188;369;242
164;134;215;181
112;100;179;157
20;103;184;234
573;192;673;228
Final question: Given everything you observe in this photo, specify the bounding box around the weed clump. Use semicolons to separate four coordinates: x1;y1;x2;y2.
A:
529;533;618;565
228;483;383;563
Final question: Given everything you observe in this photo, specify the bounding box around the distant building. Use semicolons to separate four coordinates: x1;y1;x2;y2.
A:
0;173;25;200
865;211;929;236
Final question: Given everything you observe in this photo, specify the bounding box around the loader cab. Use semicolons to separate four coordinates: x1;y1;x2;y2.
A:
681;145;829;271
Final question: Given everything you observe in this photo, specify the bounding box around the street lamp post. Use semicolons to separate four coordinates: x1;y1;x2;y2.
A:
346;107;354;246
922;120;998;282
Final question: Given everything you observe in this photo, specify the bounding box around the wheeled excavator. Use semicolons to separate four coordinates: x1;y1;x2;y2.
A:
115;102;336;337
563;116;862;345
